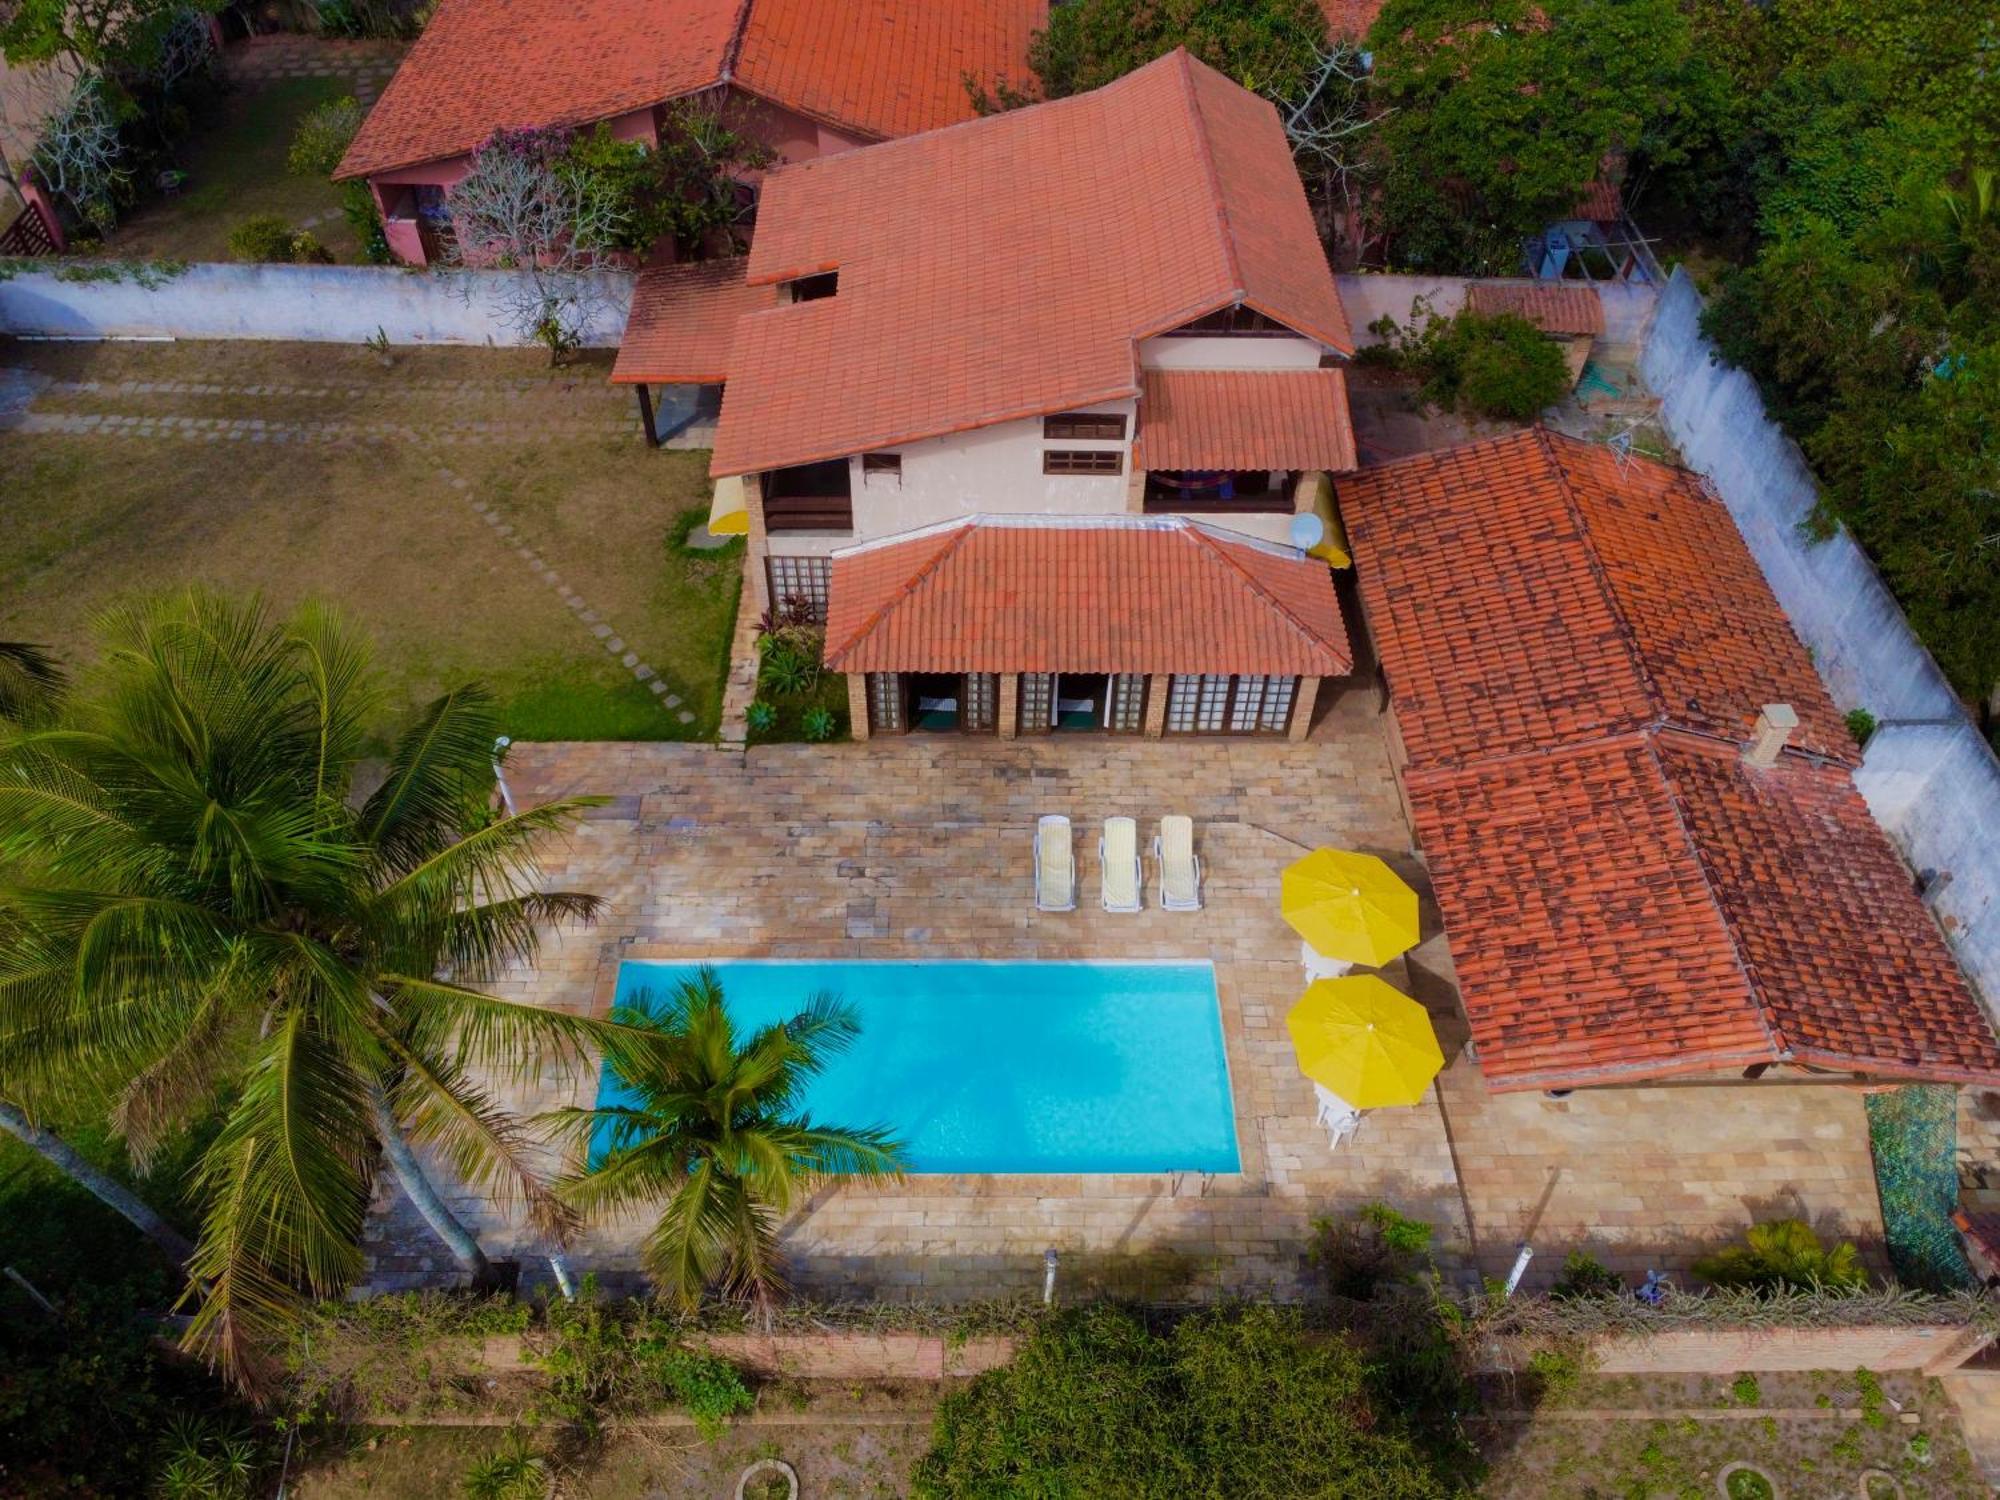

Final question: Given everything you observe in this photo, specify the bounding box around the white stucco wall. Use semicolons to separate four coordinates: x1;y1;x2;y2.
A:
1138;333;1324;370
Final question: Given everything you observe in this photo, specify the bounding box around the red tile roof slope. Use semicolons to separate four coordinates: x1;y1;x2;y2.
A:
611;259;778;385
712;50;1353;476
1408;731;2000;1089
1340;429;1851;768
1134;369;1356;472
337;0;742;180
736;0;1045;141
336;0;1045;181
1318;0;1387;41
823;517;1351;675
1465;282;1605;337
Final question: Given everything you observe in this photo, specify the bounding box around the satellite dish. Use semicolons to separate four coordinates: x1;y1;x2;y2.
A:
1290;512;1326;552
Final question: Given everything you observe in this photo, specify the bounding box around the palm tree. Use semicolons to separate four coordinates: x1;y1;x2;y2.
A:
546;967;904;1315
1693;1218;1866;1294
0;641;64;724
0;591;664;1387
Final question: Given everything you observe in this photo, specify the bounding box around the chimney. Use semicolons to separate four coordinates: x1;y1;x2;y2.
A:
1744;703;1799;769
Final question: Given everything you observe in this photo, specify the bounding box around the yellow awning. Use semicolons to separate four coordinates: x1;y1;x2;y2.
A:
1280;848;1419;967
1295;471;1352;569
1287;975;1443;1109
707;475;748;536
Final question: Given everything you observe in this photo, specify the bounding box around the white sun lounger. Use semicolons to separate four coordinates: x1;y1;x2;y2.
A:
1153;815;1202;912
1035;814;1075;912
1100;816;1141;913
1314;1083;1362;1149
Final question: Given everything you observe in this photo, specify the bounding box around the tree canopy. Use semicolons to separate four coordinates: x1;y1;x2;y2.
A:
997;0;1329;104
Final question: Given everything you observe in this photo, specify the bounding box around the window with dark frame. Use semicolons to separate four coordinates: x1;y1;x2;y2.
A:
1044;412;1127;441
861;452;902;482
1164;674;1296;735
1044;449;1124;476
866;672;904;734
1018;673;1054;734
1107;674;1147;733
962;673;998;734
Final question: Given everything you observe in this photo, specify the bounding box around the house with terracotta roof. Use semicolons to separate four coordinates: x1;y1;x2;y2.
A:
1464;280;1604;386
656;49;1359;741
333;0;1046;266
1341;428;2000;1092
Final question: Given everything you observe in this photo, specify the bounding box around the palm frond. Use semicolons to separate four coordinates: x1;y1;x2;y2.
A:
385;973;677;1083
359;685;502;872
642;1155;746;1307
112;986;239;1170
0;642;65;724
550;1128;692;1218
383;1034;578;1244
283;601;376;818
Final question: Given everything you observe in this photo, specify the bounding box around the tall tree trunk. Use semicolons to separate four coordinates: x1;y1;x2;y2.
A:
0;1100;196;1270
367;1082;494;1284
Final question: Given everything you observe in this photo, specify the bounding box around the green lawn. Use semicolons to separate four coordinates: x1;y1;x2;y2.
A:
102;75;362;263
1;340;736;743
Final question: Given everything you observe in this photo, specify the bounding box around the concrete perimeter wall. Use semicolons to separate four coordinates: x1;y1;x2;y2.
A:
0;263;636;347
1639;268;2000;1006
1336;273;1658;347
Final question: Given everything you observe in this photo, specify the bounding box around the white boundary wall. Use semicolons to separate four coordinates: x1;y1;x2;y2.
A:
1336;273;1658;347
1640;267;2000;1005
0;263;636;346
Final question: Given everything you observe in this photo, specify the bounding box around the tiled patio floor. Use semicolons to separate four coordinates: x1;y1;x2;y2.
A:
363;689;1888;1299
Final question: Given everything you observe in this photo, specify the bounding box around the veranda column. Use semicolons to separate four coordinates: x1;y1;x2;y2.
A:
1143;674;1170;738
1288;676;1321;742
847;674;871;742
743;473;771;615
998;674;1020;739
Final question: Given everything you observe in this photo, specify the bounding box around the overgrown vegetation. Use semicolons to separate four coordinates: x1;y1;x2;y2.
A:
1373;304;1572;420
915;1303;1459;1497
749;593;848;744
1693;1219;1868;1294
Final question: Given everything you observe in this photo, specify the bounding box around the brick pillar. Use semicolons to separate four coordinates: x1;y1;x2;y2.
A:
998;674;1019;739
1288;675;1321;742
1126;463;1147;515
744;472;771;615
847;674;870;742
1143;674;1170;738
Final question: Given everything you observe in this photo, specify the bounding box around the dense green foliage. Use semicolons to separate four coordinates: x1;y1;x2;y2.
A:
1681;1;2000;716
1383;307;1571;419
546;968;903;1313
914;1303;1456;1498
994;0;1327;104
1364;0;1721;272
1693;1219;1868;1294
568;106;771;258
285;94;364;178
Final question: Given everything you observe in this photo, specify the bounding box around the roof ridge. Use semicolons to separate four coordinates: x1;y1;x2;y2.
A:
1173;48;1246;303
1639;729;1790;1067
1535;426;1676;733
1180;523;1340;657
825;521;978;663
720;0;756;83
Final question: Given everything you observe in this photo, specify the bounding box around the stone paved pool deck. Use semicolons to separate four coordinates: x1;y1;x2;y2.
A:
362;690;1888;1301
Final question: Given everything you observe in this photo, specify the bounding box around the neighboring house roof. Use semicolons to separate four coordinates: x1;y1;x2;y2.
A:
823;515;1352;676
336;0;1046;181
611;259;778;385
712;50;1354;476
1409;730;2000;1089
1338;429;1853;769
1343;428;1997;1091
1570;175;1624;223
1134;369;1356;473
1464;282;1605;338
1317;0;1387;42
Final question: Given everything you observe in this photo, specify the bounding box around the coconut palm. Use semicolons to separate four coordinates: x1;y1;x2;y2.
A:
546;967;904;1314
0;641;64;723
0;591;661;1387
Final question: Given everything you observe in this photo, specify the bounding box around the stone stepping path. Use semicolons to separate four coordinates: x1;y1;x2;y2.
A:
431;460;696;729
17;411;642;444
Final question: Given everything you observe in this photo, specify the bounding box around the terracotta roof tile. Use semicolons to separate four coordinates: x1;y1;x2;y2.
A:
1408;731;2000;1089
610;258;777;385
823;517;1351;676
1134;369;1356;472
1317;0;1387;41
337;0;741;180
1464;281;1605;337
1571;175;1624;222
1341;429;1852;767
735;0;1045;141
711;50;1352;476
337;0;1044;181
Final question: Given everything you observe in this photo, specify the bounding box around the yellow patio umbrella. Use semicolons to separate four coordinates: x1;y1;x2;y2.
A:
1280;848;1419;967
706;474;749;537
1286;975;1443;1109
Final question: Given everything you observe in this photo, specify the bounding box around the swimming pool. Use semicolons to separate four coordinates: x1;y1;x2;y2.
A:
601;959;1239;1175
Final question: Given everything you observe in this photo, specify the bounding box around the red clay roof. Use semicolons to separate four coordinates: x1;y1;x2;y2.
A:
1318;0;1387;41
1465;282;1605;337
822;517;1351;676
610;259;777;385
711;50;1353;476
1340;429;1853;768
735;0;1044;140
1409;731;2000;1090
1134;369;1356;472
336;0;1046;181
1571;175;1624;222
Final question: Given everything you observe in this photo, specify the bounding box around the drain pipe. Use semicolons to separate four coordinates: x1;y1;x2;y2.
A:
548;1253;576;1301
1042;1248;1059;1306
492;736;516;817
1502;1241;1534;1297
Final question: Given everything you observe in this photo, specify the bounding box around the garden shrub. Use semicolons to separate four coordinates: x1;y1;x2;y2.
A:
913;1304;1455;1498
1550;1248;1625;1300
1694;1219;1867;1293
286;95;364;177
227;214;302;263
1311;1200;1436;1299
801;705;836;742
1409;309;1571;420
1845;707;1878;745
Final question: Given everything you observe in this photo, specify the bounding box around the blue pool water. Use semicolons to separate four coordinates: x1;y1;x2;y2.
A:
600;960;1239;1174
